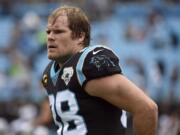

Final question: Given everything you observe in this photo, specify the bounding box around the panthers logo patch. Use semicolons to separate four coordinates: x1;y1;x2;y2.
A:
61;67;74;85
90;55;116;70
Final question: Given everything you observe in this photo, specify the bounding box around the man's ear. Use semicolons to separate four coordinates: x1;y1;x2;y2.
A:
79;32;85;41
78;32;85;43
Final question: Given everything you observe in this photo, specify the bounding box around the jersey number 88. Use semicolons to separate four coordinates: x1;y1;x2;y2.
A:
48;89;87;135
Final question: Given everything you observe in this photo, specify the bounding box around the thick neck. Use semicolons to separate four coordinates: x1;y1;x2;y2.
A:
58;45;84;68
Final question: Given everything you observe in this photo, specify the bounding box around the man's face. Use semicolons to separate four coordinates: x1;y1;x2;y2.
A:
46;15;79;62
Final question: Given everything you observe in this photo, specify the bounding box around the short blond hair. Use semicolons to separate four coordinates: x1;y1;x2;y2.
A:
48;5;91;47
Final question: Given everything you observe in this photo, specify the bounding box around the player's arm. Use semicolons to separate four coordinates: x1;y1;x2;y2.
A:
85;74;158;135
33;99;52;126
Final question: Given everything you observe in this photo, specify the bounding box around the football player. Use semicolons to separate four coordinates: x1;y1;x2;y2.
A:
42;5;158;135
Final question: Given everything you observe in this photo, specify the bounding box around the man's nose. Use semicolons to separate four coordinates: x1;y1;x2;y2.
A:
47;32;55;40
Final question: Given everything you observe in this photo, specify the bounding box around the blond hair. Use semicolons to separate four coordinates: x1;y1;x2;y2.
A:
48;5;91;47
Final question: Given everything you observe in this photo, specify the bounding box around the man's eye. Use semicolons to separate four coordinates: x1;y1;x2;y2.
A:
46;29;64;34
46;30;50;34
54;30;63;34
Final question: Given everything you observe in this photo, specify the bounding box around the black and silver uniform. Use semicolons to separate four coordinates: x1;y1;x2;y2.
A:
42;45;126;135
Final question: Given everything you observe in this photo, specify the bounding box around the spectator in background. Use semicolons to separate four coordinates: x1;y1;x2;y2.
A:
0;0;12;16
158;105;180;135
145;9;172;50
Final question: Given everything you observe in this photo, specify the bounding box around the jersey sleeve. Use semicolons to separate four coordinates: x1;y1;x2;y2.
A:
41;61;53;90
76;46;122;87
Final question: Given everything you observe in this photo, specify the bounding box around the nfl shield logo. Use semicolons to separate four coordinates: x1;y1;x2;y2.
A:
61;67;74;85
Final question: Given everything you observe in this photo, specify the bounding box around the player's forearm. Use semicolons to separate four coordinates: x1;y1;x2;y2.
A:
133;102;158;135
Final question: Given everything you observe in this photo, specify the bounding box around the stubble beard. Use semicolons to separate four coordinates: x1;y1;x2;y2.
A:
48;53;72;65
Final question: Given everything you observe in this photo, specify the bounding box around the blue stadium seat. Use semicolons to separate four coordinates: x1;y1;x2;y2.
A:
0;17;15;48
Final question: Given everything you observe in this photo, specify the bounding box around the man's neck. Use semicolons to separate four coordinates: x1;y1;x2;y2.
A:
58;45;85;68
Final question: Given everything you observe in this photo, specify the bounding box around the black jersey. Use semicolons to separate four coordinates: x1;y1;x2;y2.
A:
42;45;126;135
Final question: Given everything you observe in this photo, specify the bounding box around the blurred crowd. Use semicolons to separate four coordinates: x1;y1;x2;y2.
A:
0;0;180;135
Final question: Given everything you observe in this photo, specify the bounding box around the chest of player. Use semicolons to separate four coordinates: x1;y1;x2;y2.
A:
44;55;82;95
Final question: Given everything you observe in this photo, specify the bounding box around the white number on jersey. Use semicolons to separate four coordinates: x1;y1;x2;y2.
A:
49;89;87;135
